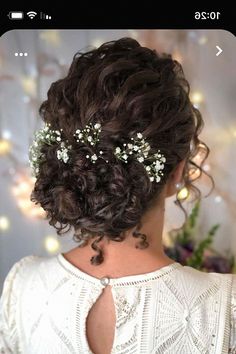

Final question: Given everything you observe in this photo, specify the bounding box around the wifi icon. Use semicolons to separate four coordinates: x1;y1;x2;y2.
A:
27;11;37;19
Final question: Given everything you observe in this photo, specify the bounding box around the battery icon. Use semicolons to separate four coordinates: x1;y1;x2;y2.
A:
8;11;24;20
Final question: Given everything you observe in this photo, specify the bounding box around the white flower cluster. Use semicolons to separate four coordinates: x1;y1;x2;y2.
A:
29;122;72;177
29;122;166;183
73;122;106;164
56;141;72;163
114;132;166;183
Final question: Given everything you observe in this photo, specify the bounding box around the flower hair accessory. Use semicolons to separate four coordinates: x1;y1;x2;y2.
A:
29;122;166;183
73;122;104;164
114;133;166;183
29;123;72;176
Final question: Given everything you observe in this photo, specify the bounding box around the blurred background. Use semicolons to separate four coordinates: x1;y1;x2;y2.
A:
0;30;236;291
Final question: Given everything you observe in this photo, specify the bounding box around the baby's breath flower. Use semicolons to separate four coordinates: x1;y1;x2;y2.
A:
29;122;64;177
57;142;72;163
113;131;166;184
29;123;166;183
94;123;101;129
91;154;98;163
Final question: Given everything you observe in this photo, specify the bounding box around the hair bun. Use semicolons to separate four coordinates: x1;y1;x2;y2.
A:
30;37;211;266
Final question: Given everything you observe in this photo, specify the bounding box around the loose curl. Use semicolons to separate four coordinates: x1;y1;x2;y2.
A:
30;37;213;265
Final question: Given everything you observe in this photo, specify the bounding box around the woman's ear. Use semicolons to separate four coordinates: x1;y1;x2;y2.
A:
165;159;186;198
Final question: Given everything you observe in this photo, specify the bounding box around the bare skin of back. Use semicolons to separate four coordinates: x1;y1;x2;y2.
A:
86;285;116;354
63;246;174;354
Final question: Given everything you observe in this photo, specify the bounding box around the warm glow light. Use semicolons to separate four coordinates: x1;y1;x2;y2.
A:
17;199;32;210
12;181;31;196
19;181;31;193
193;153;201;162
162;231;173;247
12;186;20;196
172;49;183;63
198;36;208;45
44;236;60;253
40;30;61;46
21;77;36;96
128;30;138;39
0;216;10;231
29;208;45;218
0;139;11;155
92;38;103;48
11;174;45;219
190;91;204;105
189;168;201;180
177;187;189;200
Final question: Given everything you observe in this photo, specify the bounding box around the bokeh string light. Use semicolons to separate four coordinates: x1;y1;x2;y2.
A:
11;174;45;218
44;235;61;254
39;30;61;47
0;216;10;232
0;139;11;155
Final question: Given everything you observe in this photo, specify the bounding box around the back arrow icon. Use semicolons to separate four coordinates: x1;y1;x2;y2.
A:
216;46;223;56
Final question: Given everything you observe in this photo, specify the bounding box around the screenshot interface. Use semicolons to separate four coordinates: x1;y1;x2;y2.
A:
1;6;236;354
0;9;235;287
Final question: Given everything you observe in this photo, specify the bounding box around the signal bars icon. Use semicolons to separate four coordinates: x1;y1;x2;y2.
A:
40;12;52;20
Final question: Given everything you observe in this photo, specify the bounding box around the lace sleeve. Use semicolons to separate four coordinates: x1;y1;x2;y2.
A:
0;256;35;353
229;275;236;353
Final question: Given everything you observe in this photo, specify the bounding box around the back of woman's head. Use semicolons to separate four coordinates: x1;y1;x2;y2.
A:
30;37;210;265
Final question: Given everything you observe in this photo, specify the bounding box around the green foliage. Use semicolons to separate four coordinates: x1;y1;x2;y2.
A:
186;223;220;269
174;200;200;245
166;200;235;272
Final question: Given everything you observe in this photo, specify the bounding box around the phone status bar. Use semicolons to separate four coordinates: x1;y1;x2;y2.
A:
7;11;52;20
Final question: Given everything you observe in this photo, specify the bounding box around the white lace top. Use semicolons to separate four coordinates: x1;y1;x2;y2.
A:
0;254;236;354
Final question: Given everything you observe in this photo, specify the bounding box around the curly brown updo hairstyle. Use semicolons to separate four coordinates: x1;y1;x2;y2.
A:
30;37;213;265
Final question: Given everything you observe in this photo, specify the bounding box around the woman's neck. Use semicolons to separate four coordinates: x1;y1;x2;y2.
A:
64;196;174;277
